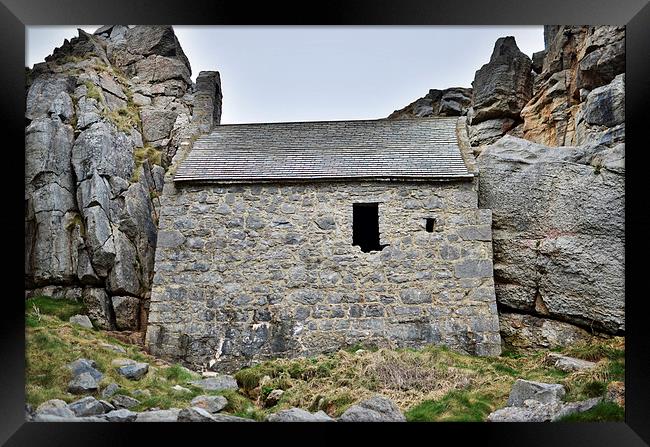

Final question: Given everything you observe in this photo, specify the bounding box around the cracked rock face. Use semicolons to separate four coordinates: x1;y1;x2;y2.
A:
477;136;624;334
469;36;533;125
465;36;533;147
521;26;625;146
25;25;221;332
388;87;472;119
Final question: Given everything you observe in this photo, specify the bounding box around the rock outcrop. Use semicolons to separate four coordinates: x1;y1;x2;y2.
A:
466;36;533;147
388;87;472;119
487;379;601;422
25;26;222;335
477;136;624;334
521;26;625;146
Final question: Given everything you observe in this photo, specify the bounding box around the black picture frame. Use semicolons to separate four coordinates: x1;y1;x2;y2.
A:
5;0;649;444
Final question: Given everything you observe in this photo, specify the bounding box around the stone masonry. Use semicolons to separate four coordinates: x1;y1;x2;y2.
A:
147;176;501;372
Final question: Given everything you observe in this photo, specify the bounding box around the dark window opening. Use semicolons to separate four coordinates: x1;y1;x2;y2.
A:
426;218;436;233
352;203;387;252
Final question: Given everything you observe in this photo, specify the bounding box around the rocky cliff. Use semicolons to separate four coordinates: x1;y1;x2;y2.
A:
389;25;625;348
388;87;472;119
521;26;625;146
25;25;222;337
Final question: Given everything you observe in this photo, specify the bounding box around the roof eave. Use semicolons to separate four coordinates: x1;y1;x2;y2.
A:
173;174;476;184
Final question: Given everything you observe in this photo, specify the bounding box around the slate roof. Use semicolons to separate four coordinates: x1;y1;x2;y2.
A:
173;117;473;183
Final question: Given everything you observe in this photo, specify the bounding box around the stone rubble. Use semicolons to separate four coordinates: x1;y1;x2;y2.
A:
488;379;602;422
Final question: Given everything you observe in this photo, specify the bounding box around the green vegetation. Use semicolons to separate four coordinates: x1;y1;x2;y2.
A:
26;296;86;323
25;297;257;417
64;213;85;237
83;80;103;103
56;55;85;66
405;390;493;422
102;106;141;135
26;297;624;421
134;145;163;167
556;400;624;422
131;145;163;182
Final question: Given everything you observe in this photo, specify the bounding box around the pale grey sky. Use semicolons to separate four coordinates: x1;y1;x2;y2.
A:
26;26;544;124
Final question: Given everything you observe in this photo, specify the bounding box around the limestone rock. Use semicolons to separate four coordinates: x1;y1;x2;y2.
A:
33;406;76;419
135;408;180;422
550;397;602;421
123;25;191;71
209;414;255;422
135;56;192;85
189;375;238;392
75;97;102;129
68;396;106;417
116;362;149;380
69;315;94;329
67;372;100;394
66;358;103;381
82;288;113;330
104;408;138;422
521;26;624;146
71;121;134;182
469;36;533;125
488;396;602;422
178;406;218;422
499;313;598;350
314;216;336;230
141;108;178;142
36;399;68;414
106;231;143;297
338;396;405;422
467;118;516;146
99;400;116;413
25;117;76;286
545;353;597;372
575;73;625;146
101;383;120;399
46;29;110;66
507;379;565;407
488;398;563;422
111;394;141;409
112;296;141;330
477;136;624;333
266;408;334;422
48;91;75;123
388;87;472;119
26;74;76;120
190;395;228;414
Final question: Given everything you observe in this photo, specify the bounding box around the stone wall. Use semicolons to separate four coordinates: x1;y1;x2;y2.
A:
146;176;502;372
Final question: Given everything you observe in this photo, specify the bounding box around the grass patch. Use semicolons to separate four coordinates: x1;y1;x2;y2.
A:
561;338;624;362
491;362;520;377
102;106;141;135
134;145;162;167
83;80;103;103
556;400;624;422
131;146;163;183
162;364;195;382
26;296;86;322
405;390;493;422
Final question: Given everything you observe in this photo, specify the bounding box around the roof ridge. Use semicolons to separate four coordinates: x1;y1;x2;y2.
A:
211;116;459;128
